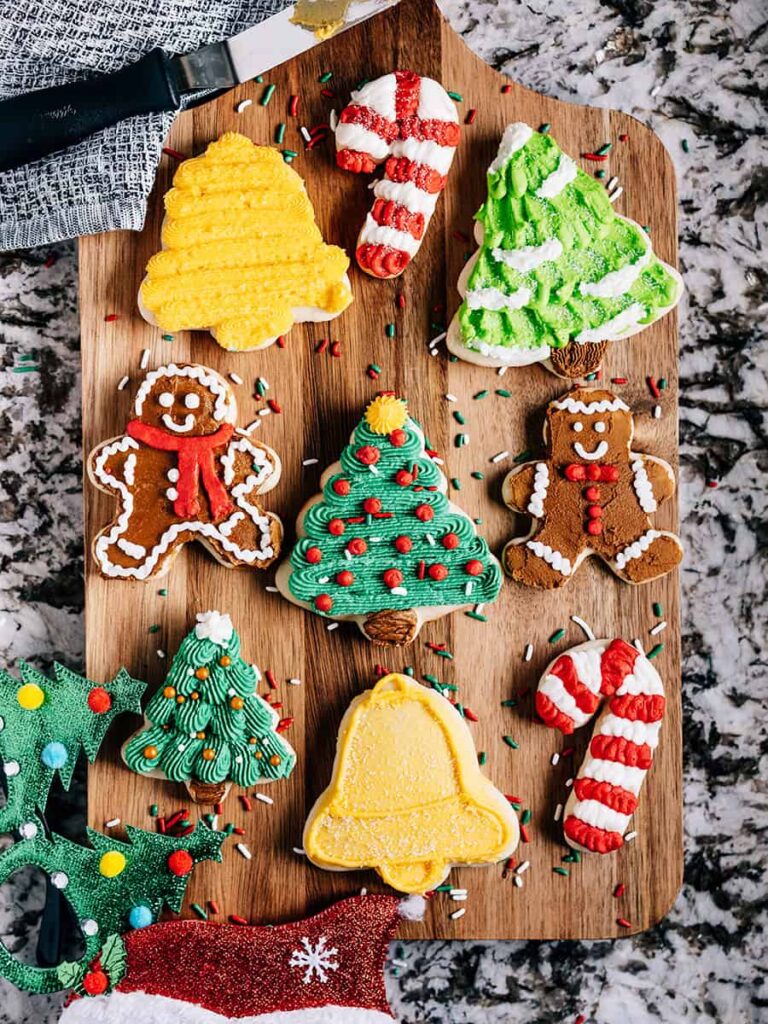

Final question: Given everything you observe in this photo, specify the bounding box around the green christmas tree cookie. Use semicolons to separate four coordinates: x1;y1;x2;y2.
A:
122;611;296;805
0;662;145;836
447;122;683;377
276;395;502;646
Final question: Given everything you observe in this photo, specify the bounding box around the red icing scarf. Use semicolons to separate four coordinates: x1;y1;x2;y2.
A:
127;420;234;520
564;463;619;482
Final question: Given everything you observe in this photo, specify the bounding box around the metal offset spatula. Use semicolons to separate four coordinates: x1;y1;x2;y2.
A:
0;0;397;173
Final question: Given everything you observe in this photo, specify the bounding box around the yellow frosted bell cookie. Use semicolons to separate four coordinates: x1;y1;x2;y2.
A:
139;133;353;351
304;673;519;893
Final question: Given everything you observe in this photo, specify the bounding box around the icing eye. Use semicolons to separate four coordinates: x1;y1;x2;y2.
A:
594;421;606;433
184;393;201;410
573;421;584;433
158;392;174;408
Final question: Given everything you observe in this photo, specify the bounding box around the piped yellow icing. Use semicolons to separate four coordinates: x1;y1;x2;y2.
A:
304;673;519;893
364;394;409;435
139;133;352;351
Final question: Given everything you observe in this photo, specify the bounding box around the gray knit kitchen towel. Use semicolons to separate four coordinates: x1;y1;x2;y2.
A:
0;0;291;250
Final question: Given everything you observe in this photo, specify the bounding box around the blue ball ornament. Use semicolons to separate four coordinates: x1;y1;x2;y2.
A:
128;905;154;929
40;742;68;770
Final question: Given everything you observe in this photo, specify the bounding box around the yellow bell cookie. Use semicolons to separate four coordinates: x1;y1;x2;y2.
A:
138;133;352;351
304;673;519;893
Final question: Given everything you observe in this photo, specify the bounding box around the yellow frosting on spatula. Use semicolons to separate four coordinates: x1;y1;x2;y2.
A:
304;673;519;894
139;133;352;351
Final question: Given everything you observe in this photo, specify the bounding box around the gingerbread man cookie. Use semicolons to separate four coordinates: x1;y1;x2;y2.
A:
88;364;282;580
502;388;683;588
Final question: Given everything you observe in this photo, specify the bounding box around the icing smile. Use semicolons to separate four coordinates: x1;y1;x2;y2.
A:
162;413;196;434
573;440;609;461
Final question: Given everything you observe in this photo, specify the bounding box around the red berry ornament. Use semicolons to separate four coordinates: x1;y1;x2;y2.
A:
415;504;434;522
395;469;413;487
465;559;483;576
333;478;351;496
389;428;407;447
315;594;333;613
336;570;354;587
441;532;459;550
383;568;403;588
347;538;367;556
167;850;194;877
356;445;380;465
305;546;323;564
428;563;448;581
394;535;413;554
87;687;112;714
83;971;109;996
328;518;345;536
363;497;382;514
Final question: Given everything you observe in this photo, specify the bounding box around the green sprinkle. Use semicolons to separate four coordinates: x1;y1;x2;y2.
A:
585;372;598;381
404;666;414;676
682;138;690;153
455;433;467;448
224;823;235;835
149;804;158;817
319;71;333;83
451;477;461;490
465;610;487;622
162;334;174;341
495;388;511;398
423;673;439;685
563;851;581;863
642;225;651;234
596;142;612;155
447;90;463;102
502;735;519;749
158;588;167;597
283;154;294;163
355;78;370;91
255;74;264;84
521;809;532;825
370;363;381;374
18;353;37;362
501;699;517;707
474;518;482;525
436;650;454;660
191;903;208;920
509;802;521;812
178;819;191;830
455;703;465;717
549;628;566;643
385;322;396;338
553;866;570;877
434;883;452;892
478;751;487;766
471;471;485;480
282;149;298;158
449;354;459;362
12;365;39;373
647;643;664;660
539;122;551;134
514;450;532;463
473;389;489;400
275;122;286;144
595;169;606;179
453;411;465;424
653;602;663;617
659;378;668;390
203;813;215;825
148;624;160;634
260;83;276;106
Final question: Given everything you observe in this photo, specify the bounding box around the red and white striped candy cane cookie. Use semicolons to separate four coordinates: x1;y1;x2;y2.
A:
335;70;460;278
536;638;665;854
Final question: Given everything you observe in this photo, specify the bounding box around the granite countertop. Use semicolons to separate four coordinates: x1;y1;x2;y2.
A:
0;0;765;1021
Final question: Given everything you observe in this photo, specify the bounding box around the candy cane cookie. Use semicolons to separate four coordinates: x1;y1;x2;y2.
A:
335;70;460;278
536;638;665;854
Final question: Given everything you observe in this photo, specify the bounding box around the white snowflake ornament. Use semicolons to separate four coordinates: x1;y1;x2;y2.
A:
194;610;234;647
288;935;340;984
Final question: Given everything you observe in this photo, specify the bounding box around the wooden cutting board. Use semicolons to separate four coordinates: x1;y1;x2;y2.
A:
80;0;682;939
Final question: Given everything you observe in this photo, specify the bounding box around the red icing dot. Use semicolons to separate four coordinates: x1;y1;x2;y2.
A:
586;465;601;481
356;445;380;466
389;429;407;447
167;850;194;877
395;469;413;487
314;594;333;612
415;504;434;522
305;546;323;564
383;568;403;588
328;518;345;536
441;532;459;550
584;486;600;501
465;559;483;576
428;563;449;581
363;497;382;514
336;570;354;587
87;687;112;714
83;971;109;996
347;538;367;556
604;466;620;482
587;520;603;536
394;535;413;554
333;478;351;496
565;465;586;482
587;505;603;519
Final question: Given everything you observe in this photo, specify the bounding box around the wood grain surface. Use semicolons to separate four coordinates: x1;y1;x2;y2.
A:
80;0;682;939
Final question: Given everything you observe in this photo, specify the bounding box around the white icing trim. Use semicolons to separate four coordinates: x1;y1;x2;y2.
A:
416;76;459;123
570;799;632;835
631;459;657;513
335;123;391;161
600;716;662;748
349;73;397;120
535;155;577;199
491;237;563;272
614;529;662;571
526;463;549;517
525;540;573;576
391;137;455;175
489;123;533;174
551;396;630;415
466;286;532;312
194;610;233;646
539;674;592;729
616;657;665;698
372;179;437;217
581;757;647;794
464;336;551;366
134;365;236;423
573;440;609;461
359;216;420;256
567;648;604;695
580;245;653;299
117;538;146;559
574;303;646;344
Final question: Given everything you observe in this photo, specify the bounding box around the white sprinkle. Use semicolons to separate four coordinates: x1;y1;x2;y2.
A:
425;533;436;546
430;348;439;357
551;752;560;766
650;621;667;636
513;875;523;888
236;98;253;113
391;586;408;596
303;458;319;466
524;643;533;662
369;465;380;475
565;777;574;788
288;678;302;686
444;393;457;402
360;887;367;896
229;372;243;385
210;814;218;831
258;377;269;392
429;331;447;346
140;349;150;369
292;847;306;856
236;843;252;860
450;893;468;901
317;576;330;584
117;375;129;391
449;908;466;920
255;793;273;805
326;622;339;631
554;803;564;822
516;860;530;875
624;830;638;842
157;649;165;659
391;958;408;968
464;581;474;597
497;365;508;376
243;419;262;432
450;889;468;896
265;585;278;593
607;175;619;192
432;456;444;466
258;408;272;416
344;549;353;561
571;615;596;641
632;638;644;654
653;404;662;419
300;125;311;142
609;186;624;204
104;817;121;828
491;450;510;463
330;109;338;131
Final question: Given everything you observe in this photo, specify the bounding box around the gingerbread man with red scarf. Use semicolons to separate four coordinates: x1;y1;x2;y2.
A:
88;363;282;580
502;388;683;589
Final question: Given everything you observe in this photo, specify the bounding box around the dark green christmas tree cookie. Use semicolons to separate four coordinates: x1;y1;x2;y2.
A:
276;395;502;646
122;611;296;804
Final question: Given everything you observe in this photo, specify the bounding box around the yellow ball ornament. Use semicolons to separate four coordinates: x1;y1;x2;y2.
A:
17;683;45;710
364;394;408;435
99;851;127;878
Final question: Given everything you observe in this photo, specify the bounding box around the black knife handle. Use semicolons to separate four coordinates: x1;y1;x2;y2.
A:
0;48;181;173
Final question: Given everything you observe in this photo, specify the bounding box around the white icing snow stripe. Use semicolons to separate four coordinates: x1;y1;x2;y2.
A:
58;991;395;1024
468;338;551;366
489;122;533;174
359;216;421;256
134;365;235;423
567;648;605;696
526;462;549;517
349;73;398;120
569;799;632;835
581;757;647;794
491;237;563;271
574;302;647;344
614;529;662;571
599;717;662;748
416;76;460;122
535;154;578;199
580;246;653;299
631;459;657;513
539;674;592;728
616;658;665;698
525;540;573;576
335;123;391;161
373;179;438;217
391;137;456;175
465;286;532;312
551;396;630;415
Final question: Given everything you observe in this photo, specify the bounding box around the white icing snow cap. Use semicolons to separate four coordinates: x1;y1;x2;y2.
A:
489;122;533;174
551;396;630;415
195;611;234;646
134;364;236;423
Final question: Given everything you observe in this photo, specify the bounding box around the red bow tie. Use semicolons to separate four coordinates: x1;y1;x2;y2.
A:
564;463;619;482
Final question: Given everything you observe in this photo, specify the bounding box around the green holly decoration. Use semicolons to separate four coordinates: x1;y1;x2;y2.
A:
0;663;145;835
122;611;296;804
0;822;224;993
449;122;683;367
57;934;127;997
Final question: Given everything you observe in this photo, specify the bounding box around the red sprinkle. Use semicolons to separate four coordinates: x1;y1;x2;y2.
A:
162;147;186;160
214;803;224;815
396;293;406;309
575;1016;586;1024
367;368;379;379
164;809;187;830
619;133;629;142
582;152;609;162
277;716;294;733
330;340;342;358
265;670;278;690
706;480;719;488
647;376;661;398
561;747;575;758
307;132;328;150
611;377;628;384
276;335;286;348
233;826;246;835
501;83;512;94
463;707;479;722
426;642;447;652
320;88;336;99
502;856;516;878
374;664;387;678
289;95;299;117
614;883;626;899
465;108;477;125
617;917;632;928
157;817;166;834
241;795;252;812
315;338;328;354
176;823;195;837
417;560;426;580
267;399;282;414
310;123;330;137
208;900;220;915
505;795;522;804
44;254;58;269
104;314;119;322
229;915;248;926
520;824;530;843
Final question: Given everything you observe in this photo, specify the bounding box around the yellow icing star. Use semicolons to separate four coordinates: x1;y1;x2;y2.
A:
139;133;353;351
303;673;519;893
364;395;409;435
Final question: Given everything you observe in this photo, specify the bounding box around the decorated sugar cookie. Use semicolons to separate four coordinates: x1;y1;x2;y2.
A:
336;70;460;278
123;611;296;804
502;388;683;587
447;123;683;377
536;638;665;854
276;394;502;646
139;133;353;350
304;673;519;893
88;363;282;581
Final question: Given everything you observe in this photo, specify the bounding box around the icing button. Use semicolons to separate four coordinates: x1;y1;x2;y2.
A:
166;487;178;501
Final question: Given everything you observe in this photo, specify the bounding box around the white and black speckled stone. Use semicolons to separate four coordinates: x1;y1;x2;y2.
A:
1;1;766;1021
